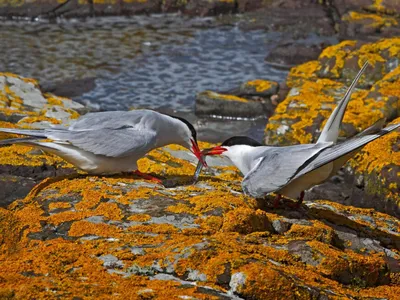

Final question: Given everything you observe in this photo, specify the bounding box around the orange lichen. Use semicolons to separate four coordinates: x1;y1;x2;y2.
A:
48;202;72;211
127;214;152;222
285;221;336;244
351;117;400;174
245;79;274;92
68;221;122;237
221;207;271;234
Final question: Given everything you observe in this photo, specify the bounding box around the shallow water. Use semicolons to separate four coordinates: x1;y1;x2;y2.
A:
0;15;287;111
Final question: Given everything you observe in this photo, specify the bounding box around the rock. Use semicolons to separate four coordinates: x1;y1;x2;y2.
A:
329;0;373;17
221;207;273;234
195;79;279;118
0;73;84;204
265;38;400;146
0;0;164;19
238;3;335;37
265;42;331;68
40;77;97;99
183;0;236;17
0;134;399;298
339;11;400;40
0;73;85;126
348;117;400;218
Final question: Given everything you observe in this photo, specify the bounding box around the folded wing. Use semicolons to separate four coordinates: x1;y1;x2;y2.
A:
242;143;331;198
46;128;157;157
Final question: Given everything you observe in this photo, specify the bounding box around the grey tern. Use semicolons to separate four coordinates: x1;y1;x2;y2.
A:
0;109;207;182
193;61;400;206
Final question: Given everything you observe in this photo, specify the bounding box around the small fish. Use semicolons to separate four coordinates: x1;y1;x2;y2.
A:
192;148;213;184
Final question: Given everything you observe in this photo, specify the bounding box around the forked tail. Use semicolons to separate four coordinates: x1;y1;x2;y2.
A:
317;61;369;144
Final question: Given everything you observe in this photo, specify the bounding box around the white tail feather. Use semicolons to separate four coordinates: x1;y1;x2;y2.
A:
317;61;369;144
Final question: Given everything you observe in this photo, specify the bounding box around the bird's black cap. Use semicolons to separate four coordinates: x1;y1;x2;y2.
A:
170;115;197;142
221;136;263;147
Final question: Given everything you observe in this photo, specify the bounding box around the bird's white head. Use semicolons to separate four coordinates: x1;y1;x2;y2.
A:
202;136;263;175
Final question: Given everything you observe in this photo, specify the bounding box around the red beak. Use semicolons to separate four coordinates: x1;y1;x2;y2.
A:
202;145;227;156
191;139;208;167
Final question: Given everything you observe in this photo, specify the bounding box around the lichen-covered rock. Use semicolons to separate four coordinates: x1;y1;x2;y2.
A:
195;79;278;118
0;73;85;205
0;143;399;298
326;0;400;39
265;38;400;145
340;11;400;39
348;117;400;217
0;73;84;127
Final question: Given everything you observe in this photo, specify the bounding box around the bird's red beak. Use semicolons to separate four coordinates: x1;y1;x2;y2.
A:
202;145;227;156
191;139;208;167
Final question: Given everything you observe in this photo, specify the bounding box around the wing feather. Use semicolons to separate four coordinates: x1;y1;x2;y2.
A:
242;143;331;198
47;128;157;157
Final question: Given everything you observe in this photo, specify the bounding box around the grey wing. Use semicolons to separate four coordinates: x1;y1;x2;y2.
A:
242;143;331;198
46;127;157;157
295;122;400;179
68;110;154;131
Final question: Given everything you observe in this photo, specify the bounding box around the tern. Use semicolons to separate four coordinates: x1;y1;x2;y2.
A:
0;109;206;182
193;62;400;206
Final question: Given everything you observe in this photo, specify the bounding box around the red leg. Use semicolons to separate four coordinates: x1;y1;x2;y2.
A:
297;191;305;206
286;191;305;209
273;194;282;208
290;191;304;209
133;170;163;184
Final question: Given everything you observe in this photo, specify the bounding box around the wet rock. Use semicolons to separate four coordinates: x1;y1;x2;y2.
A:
265;41;331;68
40;77;97;99
183;0;236;17
238;3;335;37
265;38;400;146
195;79;279;118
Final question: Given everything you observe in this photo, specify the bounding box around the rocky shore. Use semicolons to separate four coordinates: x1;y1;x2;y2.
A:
0;65;399;298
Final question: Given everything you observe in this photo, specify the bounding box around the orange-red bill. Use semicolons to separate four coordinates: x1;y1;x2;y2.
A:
191;139;208;168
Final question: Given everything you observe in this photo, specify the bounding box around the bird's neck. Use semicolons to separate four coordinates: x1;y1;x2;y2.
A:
225;145;265;175
155;115;190;149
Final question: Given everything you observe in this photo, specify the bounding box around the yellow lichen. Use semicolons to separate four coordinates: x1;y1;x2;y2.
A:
246;79;274;92
286;60;320;87
319;40;357;78
342;11;398;29
203;91;249;103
